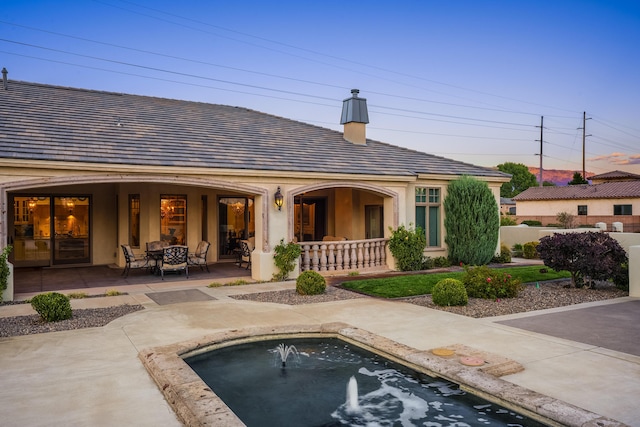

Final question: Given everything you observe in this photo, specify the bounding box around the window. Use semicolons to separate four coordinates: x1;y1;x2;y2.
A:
415;187;440;247
129;195;140;247
577;205;588;216
161;195;187;245
614;204;632;215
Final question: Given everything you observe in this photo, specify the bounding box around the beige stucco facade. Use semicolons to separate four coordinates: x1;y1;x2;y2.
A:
1;158;506;287
516;198;640;217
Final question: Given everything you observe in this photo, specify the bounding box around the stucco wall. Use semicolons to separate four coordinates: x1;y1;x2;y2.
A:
516;198;639;216
500;225;640;254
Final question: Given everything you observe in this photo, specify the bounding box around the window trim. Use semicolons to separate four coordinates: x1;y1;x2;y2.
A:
613;204;632;215
415;186;441;248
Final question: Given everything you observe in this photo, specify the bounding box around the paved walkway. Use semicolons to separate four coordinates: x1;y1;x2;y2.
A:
1;275;639;426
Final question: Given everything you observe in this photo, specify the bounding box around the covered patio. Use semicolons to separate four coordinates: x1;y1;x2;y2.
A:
12;261;251;296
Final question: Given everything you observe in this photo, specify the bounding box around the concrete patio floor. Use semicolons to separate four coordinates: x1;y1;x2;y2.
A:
1;275;639;426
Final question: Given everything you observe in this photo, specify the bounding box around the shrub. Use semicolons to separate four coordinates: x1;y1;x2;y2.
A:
511;243;523;258
67;292;88;299
443;176;500;265
433;256;451;268
523;241;539;259
0;245;12;302
388;224;426;271
556;212;576;229
30;292;72;322
521;220;542;226
272;239;302;281
432;278;468;306
492;243;512;263
537;232;628;288
462;265;523;299
612;263;629;291
500;215;517;226
296;270;326;295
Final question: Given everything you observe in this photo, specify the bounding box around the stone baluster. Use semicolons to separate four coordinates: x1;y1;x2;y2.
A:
336;243;344;271
320;244;327;271
350;243;358;270
303;244;311;271
363;242;370;268
343;244;350;271
357;243;364;269
328;244;336;271
311;244;319;271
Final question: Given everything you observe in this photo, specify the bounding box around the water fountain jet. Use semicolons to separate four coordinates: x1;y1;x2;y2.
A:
274;343;298;368
346;376;359;412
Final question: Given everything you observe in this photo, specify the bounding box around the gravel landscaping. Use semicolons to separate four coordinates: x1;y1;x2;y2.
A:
0;279;627;338
0;305;144;338
233;279;628;318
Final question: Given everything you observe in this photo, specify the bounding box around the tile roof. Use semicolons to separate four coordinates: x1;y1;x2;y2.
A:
588;170;640;181
513;181;640;201
0;81;508;179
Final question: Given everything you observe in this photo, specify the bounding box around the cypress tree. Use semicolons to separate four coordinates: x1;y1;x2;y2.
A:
443;176;500;265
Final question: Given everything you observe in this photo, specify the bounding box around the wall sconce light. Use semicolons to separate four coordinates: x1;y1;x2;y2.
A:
27;198;37;212
274;186;284;211
66;199;75;214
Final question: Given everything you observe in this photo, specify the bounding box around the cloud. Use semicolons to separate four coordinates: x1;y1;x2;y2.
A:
588;152;640;165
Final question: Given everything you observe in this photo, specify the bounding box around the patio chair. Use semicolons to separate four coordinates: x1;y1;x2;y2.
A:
238;239;254;269
159;245;189;280
121;244;149;277
188;241;211;272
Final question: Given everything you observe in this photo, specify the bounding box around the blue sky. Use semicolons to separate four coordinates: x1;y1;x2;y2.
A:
2;1;639;177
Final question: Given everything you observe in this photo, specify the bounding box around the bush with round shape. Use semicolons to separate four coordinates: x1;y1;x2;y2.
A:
432;278;468;306
30;292;72;322
492;243;512;264
523;241;539;259
388;224;426;271
537;231;628;288
462;265;523;299
296;270;326;295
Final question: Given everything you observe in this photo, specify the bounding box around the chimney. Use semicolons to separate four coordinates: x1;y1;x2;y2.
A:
340;89;369;145
2;68;7;90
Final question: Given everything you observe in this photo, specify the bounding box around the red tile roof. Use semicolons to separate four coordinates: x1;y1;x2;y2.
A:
588;170;640;181
513;181;640;201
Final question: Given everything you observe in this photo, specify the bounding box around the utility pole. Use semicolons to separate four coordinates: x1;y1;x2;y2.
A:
536;116;544;187
580;111;592;179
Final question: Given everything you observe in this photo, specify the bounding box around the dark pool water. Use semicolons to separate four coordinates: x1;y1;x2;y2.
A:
185;338;548;427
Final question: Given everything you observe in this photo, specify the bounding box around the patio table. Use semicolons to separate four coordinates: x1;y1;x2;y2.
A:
146;249;164;274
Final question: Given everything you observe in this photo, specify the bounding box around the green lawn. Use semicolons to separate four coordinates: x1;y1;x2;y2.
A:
341;266;570;298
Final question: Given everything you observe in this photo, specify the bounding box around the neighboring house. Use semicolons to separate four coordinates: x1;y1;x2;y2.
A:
500;197;516;215
589;170;640;185
513;176;640;232
0;73;509;290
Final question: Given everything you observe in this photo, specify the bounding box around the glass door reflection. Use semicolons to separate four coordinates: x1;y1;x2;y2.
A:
12;196;51;266
53;197;90;264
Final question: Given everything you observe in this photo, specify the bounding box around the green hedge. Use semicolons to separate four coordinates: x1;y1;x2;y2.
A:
30;292;72;322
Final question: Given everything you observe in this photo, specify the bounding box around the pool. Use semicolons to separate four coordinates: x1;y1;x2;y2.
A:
139;322;610;426
185;337;548;426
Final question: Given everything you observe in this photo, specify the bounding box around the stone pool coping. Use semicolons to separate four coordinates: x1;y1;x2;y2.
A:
139;322;626;427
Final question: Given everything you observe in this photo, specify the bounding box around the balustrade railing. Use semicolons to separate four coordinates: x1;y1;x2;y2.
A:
298;238;388;273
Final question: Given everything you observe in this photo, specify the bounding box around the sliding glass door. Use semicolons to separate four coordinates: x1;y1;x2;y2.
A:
11;195;91;266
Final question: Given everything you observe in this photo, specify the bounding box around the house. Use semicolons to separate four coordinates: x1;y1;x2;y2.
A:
500;197;516;215
0;72;509;294
589;170;640;185
513;176;640;232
